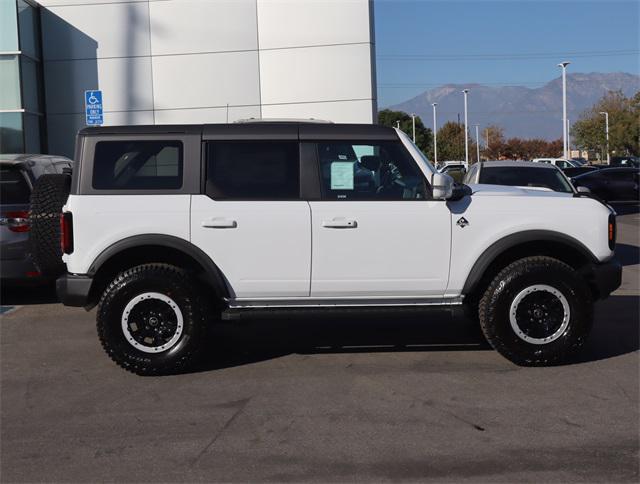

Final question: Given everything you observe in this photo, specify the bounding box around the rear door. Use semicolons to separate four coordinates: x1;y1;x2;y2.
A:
308;139;451;298
191;133;311;299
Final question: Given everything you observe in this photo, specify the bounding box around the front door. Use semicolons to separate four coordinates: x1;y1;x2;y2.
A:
309;140;451;298
191;140;310;299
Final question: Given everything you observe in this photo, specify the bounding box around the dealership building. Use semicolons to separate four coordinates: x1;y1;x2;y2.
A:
0;0;377;158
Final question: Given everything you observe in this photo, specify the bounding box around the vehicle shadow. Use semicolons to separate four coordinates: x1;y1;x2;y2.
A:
0;283;58;306
190;294;639;374
194;311;490;373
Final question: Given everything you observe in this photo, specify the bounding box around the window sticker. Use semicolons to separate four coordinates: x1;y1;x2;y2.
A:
330;161;355;190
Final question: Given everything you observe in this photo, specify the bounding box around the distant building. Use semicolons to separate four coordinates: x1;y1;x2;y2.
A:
1;0;377;157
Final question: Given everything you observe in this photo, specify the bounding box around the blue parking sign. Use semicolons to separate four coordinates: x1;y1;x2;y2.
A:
85;90;103;126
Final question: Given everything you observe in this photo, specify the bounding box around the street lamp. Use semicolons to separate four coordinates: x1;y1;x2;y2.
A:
558;61;570;159
411;113;416;143
431;103;438;166
567;118;571;157
600;111;610;164
474;124;480;162
462;89;469;166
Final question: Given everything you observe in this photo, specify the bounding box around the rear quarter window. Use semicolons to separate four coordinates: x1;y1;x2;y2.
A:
92;140;183;190
0;168;30;204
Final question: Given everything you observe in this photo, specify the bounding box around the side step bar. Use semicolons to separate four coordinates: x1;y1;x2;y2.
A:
221;297;464;321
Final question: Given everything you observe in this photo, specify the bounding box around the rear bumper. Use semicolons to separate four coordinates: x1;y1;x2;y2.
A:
584;257;622;299
56;273;93;307
0;258;43;283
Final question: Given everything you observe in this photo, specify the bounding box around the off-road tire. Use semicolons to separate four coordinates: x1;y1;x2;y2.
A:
97;264;211;376
29;174;71;277
479;256;593;366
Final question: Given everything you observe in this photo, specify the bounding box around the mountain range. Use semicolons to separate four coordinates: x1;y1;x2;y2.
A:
389;72;640;140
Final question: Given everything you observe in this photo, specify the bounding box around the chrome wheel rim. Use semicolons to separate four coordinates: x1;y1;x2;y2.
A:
121;292;184;353
509;284;570;345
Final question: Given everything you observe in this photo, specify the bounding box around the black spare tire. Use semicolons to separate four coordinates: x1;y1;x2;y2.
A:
29;173;71;277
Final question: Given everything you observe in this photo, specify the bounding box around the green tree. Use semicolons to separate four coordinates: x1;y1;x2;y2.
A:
378;109;433;158
573;90;640;157
436;121;468;161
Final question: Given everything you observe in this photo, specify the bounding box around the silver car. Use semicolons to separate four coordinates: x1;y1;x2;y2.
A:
0;154;72;284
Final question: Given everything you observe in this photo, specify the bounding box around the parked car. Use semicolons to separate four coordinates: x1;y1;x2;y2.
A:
0;154;73;284
609;156;639;168
439;162;467;182
562;166;600;178
464;160;575;193
531;158;582;169
47;121;620;375
571;167;640;202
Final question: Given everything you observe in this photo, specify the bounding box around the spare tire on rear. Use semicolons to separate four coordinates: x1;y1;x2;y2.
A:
29;174;71;277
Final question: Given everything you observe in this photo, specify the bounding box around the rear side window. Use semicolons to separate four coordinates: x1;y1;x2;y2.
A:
92;140;183;190
0;168;30;204
206;142;299;200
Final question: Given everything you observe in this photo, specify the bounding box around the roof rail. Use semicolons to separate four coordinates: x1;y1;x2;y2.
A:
234;118;333;124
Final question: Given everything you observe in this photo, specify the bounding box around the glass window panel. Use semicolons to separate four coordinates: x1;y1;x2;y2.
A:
0;0;19;52
20;56;40;112
0;55;21;110
0;112;24;154
23;113;40;153
17;0;39;59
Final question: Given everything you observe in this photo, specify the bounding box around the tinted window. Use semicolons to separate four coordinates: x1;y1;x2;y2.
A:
206;142;299;200
317;141;427;200
479;167;573;193
92;141;183;190
0;167;30;204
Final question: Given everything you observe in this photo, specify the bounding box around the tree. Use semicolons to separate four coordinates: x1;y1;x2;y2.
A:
378;109;433;158
436;121;468;161
573;90;640;158
481;124;506;160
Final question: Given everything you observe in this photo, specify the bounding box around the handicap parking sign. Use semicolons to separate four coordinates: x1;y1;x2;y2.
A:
85;90;103;126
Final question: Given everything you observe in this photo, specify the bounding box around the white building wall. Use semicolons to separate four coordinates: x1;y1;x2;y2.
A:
38;0;377;157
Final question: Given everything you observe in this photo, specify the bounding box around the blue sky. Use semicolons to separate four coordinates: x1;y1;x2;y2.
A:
375;0;640;107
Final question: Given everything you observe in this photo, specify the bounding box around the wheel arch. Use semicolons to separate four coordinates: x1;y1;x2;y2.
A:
462;230;598;300
85;234;230;309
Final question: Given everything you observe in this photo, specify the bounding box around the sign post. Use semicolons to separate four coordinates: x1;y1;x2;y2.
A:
84;90;103;126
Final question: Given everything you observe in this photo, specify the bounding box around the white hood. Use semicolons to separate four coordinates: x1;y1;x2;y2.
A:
467;183;574;198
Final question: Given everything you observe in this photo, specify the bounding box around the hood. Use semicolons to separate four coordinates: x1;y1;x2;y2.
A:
467;183;574;198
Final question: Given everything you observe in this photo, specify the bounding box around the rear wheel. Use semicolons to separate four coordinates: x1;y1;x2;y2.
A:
97;264;211;375
478;256;593;366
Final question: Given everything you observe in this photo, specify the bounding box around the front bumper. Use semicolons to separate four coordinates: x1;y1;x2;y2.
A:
56;273;93;307
584;257;622;299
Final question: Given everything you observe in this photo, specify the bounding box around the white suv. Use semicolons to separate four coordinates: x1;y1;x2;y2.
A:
50;122;621;375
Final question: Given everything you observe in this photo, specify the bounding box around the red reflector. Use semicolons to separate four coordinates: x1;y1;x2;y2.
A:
2;210;30;232
60;212;74;255
26;271;41;278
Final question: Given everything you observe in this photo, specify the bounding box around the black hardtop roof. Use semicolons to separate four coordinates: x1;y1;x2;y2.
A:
77;122;398;141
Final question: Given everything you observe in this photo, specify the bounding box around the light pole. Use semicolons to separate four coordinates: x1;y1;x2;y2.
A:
558;61;570;159
566;118;571;157
462;89;469;166
600;111;610;164
431;103;438;166
474;124;480;162
411;113;416;143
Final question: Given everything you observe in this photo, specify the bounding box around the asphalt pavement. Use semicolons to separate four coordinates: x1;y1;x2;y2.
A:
1;205;638;483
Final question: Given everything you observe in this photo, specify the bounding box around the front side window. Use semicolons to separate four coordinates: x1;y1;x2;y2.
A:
92;140;183;190
317;141;427;200
206;141;299;200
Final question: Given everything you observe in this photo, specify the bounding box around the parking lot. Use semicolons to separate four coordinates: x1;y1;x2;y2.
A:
1;205;638;483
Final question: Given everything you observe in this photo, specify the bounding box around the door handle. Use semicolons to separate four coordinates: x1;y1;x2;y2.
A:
202;218;237;229
322;218;357;229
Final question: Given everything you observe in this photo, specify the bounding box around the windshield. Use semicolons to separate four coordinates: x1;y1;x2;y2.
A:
570;159;585;166
479;166;574;193
395;129;436;176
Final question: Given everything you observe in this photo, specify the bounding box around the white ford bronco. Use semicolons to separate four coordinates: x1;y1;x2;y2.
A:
49;121;621;375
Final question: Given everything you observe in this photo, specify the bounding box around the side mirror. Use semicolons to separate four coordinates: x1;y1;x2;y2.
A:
576;186;591;194
431;172;454;200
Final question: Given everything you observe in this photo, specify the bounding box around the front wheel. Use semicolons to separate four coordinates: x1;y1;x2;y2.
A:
478;256;593;366
97;264;211;375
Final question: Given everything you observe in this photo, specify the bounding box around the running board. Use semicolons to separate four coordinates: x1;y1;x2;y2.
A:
221;297;464;321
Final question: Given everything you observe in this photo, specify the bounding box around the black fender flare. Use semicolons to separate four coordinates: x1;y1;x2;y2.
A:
88;234;231;298
461;230;599;295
